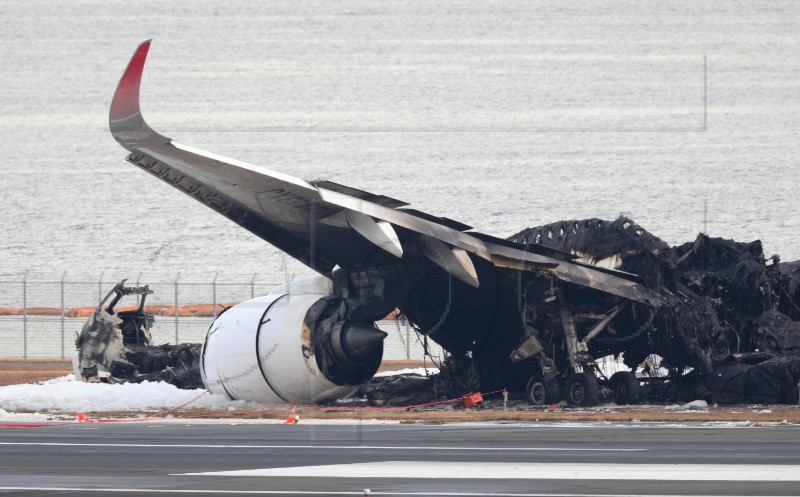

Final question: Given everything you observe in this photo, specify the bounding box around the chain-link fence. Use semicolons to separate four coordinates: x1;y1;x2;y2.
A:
0;273;442;361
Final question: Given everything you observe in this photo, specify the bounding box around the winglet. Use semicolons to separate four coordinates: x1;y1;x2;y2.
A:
109;40;167;147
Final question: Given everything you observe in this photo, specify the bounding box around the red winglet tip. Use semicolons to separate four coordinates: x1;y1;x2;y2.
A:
109;40;152;123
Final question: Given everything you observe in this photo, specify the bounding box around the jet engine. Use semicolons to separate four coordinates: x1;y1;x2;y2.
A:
200;275;387;404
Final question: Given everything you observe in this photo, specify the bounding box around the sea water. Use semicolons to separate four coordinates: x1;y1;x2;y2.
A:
2;0;798;291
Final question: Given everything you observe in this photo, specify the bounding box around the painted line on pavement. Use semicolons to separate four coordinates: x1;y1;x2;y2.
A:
0;442;641;451
182;461;800;481
0;488;789;496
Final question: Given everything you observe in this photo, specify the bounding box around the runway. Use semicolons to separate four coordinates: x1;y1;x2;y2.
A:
1;420;799;496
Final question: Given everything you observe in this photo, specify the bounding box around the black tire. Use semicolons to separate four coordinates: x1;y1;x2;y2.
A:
609;371;641;405
526;376;561;405
566;372;600;407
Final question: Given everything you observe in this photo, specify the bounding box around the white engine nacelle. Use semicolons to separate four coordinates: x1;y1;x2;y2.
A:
200;275;386;404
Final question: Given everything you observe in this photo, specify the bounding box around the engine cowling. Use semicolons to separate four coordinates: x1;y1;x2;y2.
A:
200;275;387;404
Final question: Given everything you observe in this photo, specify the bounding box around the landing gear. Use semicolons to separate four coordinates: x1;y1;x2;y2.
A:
526;375;561;405
566;371;600;406
609;371;641;405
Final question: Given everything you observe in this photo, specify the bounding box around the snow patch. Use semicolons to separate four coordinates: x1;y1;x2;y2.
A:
0;408;48;420
374;367;438;377
0;375;239;412
682;400;709;410
0;369;443;414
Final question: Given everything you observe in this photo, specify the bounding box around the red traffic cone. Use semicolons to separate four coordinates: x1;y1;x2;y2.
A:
284;405;300;424
77;412;94;423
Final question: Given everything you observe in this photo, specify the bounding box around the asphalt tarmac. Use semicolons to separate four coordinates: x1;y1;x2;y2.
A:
1;420;799;496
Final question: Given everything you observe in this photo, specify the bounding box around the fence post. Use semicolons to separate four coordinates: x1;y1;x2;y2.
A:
60;271;67;359
135;271;142;307
250;272;257;299
22;270;28;359
212;272;219;319
174;272;180;344
405;321;410;360
98;271;104;305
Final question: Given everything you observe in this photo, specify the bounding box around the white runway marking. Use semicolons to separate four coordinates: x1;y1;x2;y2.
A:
0;442;640;451
0;490;790;497
182;461;800;482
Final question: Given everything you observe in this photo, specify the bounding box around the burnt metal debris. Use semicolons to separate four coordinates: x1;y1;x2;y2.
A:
73;280;203;389
75;218;800;406
365;217;800;406
500;216;800;405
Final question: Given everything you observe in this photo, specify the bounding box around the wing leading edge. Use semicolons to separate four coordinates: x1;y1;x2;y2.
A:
109;41;667;305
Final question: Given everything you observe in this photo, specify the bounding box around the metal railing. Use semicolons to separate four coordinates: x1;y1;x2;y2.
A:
0;273;441;361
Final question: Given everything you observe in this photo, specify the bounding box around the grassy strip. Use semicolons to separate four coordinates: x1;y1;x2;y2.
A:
63;405;799;424
0;359;72;365
0;370;71;386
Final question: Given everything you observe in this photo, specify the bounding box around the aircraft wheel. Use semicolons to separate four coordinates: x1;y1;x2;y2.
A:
526;375;561;405
609;371;641;405
566;372;600;407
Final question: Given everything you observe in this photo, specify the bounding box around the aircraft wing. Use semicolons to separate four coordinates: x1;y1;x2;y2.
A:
110;41;666;306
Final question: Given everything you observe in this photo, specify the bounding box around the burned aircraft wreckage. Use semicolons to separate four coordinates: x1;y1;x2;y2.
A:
82;40;800;407
73;281;202;389
507;218;800;405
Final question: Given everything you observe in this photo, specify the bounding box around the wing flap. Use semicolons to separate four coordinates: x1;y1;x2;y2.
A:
488;242;669;306
316;187;492;261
